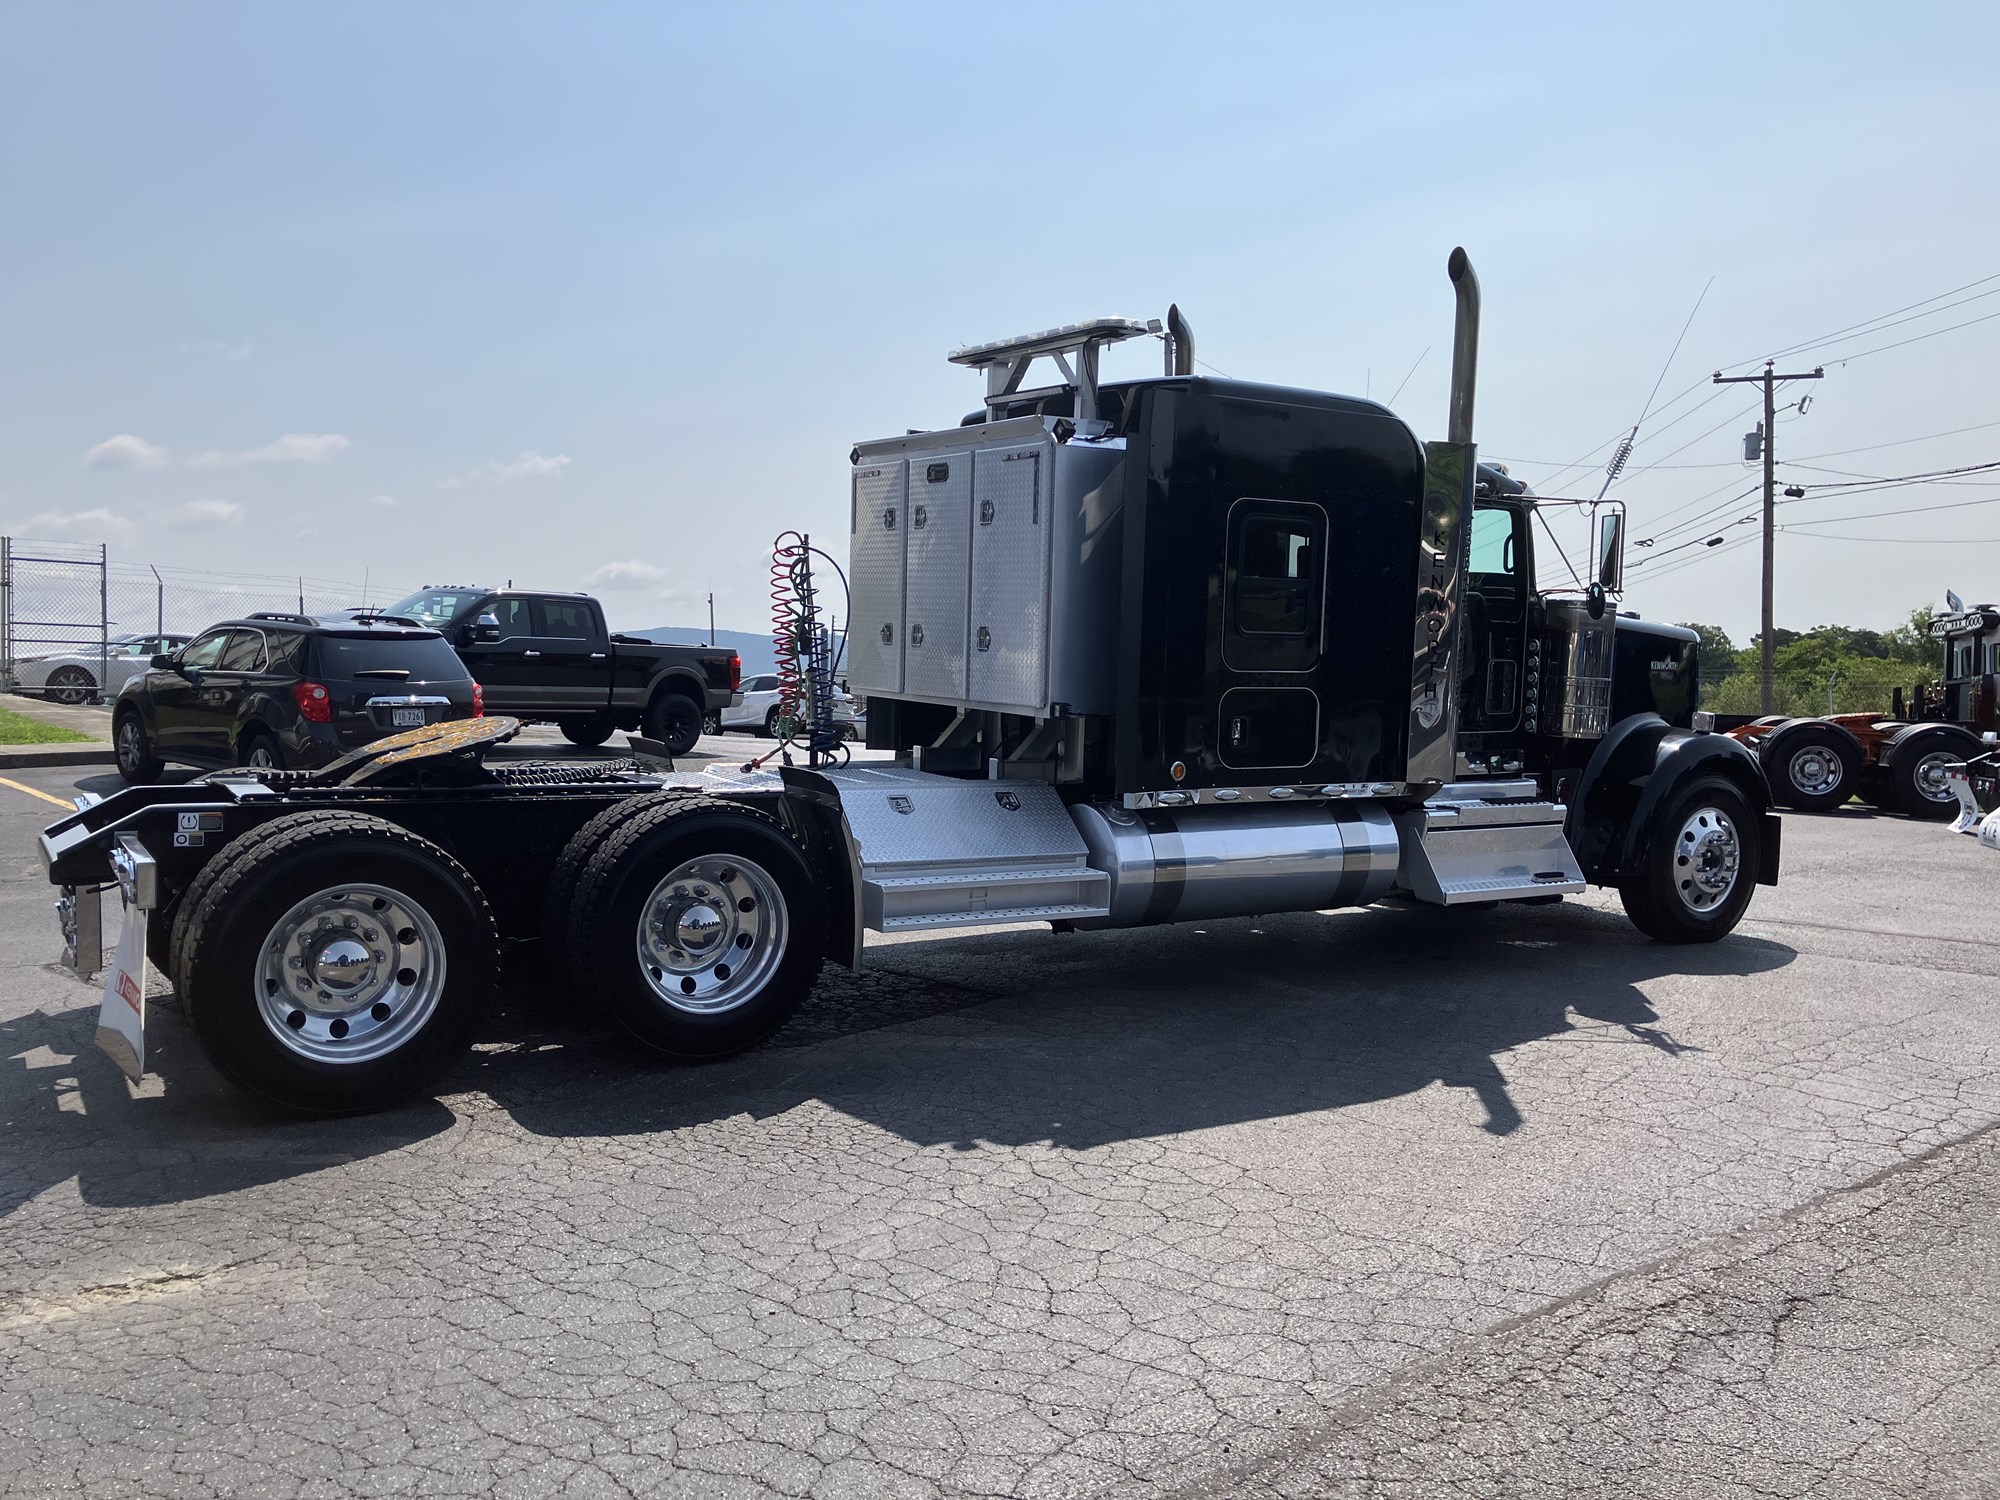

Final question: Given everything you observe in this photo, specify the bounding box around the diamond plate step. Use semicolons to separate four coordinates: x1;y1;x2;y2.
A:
1392;806;1587;906
863;865;1110;930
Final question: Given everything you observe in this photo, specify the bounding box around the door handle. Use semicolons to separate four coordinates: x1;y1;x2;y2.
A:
590;652;606;659
522;649;541;658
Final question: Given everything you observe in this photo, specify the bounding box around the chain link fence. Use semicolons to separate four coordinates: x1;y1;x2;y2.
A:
1698;667;1933;720
1;536;407;704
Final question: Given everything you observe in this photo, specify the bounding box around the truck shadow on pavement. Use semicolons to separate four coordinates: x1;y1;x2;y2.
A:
475;899;1798;1151
0;992;457;1218
0;901;1795;1217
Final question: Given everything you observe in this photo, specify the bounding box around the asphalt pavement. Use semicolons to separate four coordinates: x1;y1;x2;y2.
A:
3;762;1998;1498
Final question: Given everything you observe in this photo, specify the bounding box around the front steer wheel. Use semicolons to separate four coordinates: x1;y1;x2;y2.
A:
1618;776;1761;944
642;691;704;756
170;810;498;1113
560;794;825;1059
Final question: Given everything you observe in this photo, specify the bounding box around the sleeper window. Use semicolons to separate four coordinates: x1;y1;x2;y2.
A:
1224;499;1326;674
1235;514;1319;637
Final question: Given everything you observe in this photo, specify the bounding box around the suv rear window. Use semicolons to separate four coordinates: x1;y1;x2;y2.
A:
311;633;469;682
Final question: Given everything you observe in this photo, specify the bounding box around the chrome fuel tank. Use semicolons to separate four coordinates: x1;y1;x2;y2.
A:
1069;801;1399;927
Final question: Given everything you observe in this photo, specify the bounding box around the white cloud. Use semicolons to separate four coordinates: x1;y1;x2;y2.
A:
166;499;243;529
584;560;667;587
441;449;571;488
22;507;136;536
188;432;350;468
82;434;171;471
363;493;399;508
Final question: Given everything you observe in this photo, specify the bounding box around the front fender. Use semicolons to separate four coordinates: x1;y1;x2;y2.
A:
1568;715;1775;885
1566;713;1671;881
1620;730;1773;883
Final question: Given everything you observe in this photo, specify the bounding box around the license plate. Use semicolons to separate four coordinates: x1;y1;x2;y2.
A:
392;708;425;727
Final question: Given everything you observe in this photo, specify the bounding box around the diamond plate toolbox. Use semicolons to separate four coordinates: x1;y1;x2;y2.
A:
847;459;907;697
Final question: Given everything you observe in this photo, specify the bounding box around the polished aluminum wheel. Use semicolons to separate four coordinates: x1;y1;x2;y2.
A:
1672;806;1740;913
1911;750;1959;805
255;884;447;1062
1787;746;1842;797
635;854;787;1014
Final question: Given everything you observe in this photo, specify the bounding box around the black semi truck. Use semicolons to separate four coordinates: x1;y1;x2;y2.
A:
41;250;1778;1113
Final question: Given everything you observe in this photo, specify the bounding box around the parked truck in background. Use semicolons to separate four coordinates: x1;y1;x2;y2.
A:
383;587;740;755
1721;601;1998;817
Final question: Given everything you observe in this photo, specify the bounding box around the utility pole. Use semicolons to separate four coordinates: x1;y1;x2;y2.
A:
707;591;715;646
1713;359;1823;712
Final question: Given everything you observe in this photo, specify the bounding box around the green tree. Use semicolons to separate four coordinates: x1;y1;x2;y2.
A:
1675;621;1735;676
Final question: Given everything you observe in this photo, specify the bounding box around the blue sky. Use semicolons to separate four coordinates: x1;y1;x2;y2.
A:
2;2;1996;642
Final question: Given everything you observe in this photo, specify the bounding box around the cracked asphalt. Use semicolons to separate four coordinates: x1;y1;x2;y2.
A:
3;761;1998;1498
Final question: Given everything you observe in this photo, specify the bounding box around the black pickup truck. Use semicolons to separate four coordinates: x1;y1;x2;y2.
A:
381;587;740;754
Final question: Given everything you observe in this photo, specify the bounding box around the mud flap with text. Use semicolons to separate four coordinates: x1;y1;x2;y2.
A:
95;899;147;1082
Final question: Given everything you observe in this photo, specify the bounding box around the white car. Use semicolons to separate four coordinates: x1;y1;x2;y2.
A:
12;633;194;705
709;673;862;738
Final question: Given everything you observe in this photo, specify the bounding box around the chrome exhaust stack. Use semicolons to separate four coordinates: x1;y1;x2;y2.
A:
1164;303;1196;377
1446;246;1480;444
1405;247;1481;788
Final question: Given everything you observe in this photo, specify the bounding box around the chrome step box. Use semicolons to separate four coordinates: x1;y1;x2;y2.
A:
1393;785;1587;905
823;764;1112;930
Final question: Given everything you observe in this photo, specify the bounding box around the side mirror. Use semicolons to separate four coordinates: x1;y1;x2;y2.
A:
151;653;173;670
468;613;502;645
1595;509;1625;594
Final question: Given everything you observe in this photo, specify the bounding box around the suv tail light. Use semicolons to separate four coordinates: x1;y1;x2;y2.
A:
728;653;741;692
472;681;484;718
294;681;333;724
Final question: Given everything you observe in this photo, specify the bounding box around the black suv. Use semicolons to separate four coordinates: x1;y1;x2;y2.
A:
112;612;481;783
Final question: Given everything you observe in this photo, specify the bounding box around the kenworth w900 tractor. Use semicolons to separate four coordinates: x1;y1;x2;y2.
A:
40;249;1778;1113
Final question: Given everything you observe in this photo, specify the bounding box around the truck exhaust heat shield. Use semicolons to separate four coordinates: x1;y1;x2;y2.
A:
1407;248;1481;789
1408;440;1472;787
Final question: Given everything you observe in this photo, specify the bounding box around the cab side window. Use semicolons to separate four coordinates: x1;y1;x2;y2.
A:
482;597;534;641
537;599;597;639
1469;506;1520;580
178;631;231;671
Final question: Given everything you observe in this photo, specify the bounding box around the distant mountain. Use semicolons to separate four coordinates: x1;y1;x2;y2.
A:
627;625;776;677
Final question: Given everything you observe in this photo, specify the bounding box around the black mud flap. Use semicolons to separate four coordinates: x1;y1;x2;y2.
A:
1758;812;1782;886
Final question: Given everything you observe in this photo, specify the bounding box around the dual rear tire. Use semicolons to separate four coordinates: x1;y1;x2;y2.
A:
1757;719;1861;814
164;796;825;1113
544;795;825;1059
166;811;498;1114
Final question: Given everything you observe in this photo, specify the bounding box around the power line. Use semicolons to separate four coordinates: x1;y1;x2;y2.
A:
1784;529;2000;544
1791;417;2000;462
1724;268;2000;369
1817;306;2000;365
1782;458;2000;491
1780;491;2000;525
1761;282;2000;362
